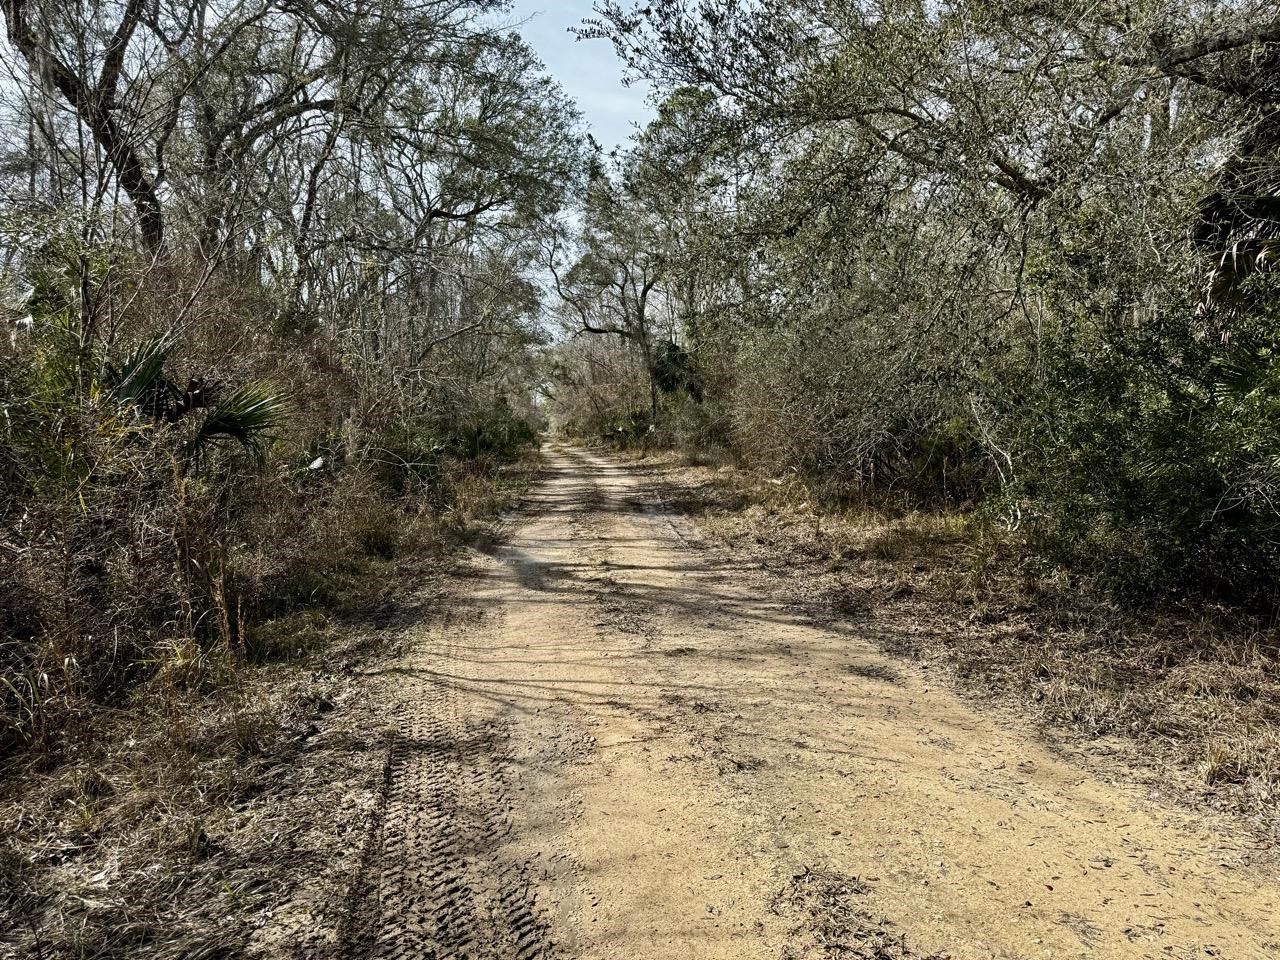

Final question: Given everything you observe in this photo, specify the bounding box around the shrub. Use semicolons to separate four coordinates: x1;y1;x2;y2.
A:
1001;279;1280;606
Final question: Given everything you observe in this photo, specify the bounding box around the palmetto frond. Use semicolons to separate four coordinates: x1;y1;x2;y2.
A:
190;383;288;464
1204;238;1280;308
105;335;181;418
108;336;171;403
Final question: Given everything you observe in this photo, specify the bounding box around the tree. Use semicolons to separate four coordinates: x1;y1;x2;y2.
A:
542;0;1280;598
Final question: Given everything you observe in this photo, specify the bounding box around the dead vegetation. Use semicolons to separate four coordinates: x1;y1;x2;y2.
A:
0;457;537;959
772;868;946;960
647;452;1280;839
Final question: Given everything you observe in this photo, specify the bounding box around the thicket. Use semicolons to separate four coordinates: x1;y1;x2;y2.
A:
0;0;580;765
548;0;1280;607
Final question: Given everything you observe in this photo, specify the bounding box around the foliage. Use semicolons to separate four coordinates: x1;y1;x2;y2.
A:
546;0;1280;606
0;0;576;769
1004;283;1280;604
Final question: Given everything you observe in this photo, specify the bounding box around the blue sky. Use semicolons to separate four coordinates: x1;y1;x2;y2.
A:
503;1;654;151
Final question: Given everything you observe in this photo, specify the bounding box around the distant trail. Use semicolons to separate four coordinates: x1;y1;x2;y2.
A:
341;443;1280;960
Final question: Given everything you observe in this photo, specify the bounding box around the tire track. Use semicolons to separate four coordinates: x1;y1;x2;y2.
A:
349;698;556;960
336;582;557;960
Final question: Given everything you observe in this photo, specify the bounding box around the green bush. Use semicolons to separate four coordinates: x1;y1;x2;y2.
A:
1003;284;1280;605
372;396;538;496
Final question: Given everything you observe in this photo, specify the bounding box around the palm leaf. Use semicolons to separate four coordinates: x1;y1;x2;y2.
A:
1206;350;1273;401
108;335;175;408
190;383;288;463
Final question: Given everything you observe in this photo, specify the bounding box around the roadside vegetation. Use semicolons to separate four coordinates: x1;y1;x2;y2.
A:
0;0;570;953
542;2;1280;828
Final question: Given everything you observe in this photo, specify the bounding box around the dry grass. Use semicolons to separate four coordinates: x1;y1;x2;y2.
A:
1;661;359;958
645;453;1280;839
0;453;539;959
771;867;946;959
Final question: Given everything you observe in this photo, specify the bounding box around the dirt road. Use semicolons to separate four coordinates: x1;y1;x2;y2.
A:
338;445;1279;960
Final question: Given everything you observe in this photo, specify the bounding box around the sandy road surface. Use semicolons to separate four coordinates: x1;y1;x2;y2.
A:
337;445;1279;960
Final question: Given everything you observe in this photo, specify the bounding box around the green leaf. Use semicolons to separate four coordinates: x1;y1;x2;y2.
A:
190;383;289;464
108;335;174;407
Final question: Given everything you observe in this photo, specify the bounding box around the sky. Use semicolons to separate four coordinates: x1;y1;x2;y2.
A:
502;1;654;152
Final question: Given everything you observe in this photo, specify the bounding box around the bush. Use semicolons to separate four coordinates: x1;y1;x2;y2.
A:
0;309;285;757
726;315;991;505
1002;280;1280;606
372;396;538;496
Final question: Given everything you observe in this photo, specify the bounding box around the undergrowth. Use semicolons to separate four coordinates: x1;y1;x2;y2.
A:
0;444;539;958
